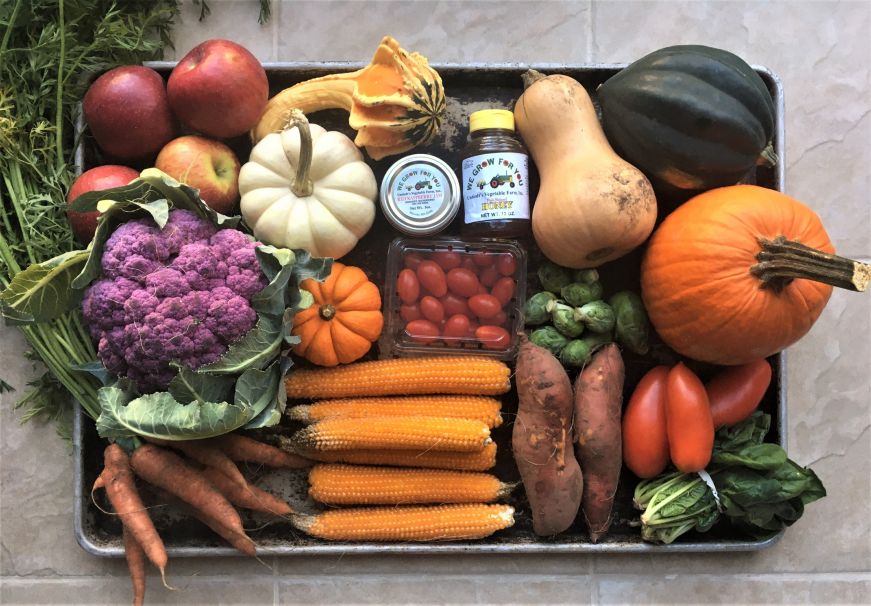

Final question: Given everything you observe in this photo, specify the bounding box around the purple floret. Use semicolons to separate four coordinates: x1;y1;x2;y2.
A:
81;209;265;393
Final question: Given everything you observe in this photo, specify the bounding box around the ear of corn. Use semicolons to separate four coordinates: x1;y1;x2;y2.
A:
285;356;511;399
287;395;503;428
296;442;498;471
293;503;515;542
308;464;515;505
288;416;491;454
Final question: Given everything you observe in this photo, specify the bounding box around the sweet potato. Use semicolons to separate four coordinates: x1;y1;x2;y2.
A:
573;343;625;543
512;337;583;536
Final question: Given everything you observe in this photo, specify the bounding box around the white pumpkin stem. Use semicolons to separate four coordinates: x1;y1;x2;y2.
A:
284;108;314;198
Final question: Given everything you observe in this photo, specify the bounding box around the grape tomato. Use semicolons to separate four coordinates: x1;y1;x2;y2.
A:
431;250;462;271
472;251;495;267
490;277;516;306
446;268;480;298
475;325;510;350
404;252;424;270
478;265;500;288
496;253;517;276
442;314;471;345
397;269;420;304
419;295;445;323
441;293;471;317
405;319;440;344
416;261;447;297
399;303;422;323
469;294;502;319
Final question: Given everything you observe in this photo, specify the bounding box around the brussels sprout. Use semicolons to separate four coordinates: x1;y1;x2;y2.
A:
523;291;557;326
550;302;585;337
530;326;570;355
609;290;650;355
537;261;572;293
572;268;599;284
559;339;593;368
576;300;616;334
561;281;603;307
581;331;613;352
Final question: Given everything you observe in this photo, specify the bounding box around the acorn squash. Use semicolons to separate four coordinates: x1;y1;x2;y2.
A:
597;45;776;191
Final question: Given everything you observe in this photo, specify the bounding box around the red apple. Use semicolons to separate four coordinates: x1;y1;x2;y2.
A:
167;39;268;139
154;136;241;214
82;66;175;160
66;165;140;243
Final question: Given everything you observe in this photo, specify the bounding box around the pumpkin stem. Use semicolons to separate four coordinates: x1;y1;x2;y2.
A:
751;236;870;293
318;304;337;321
284;108;314;198
521;69;547;89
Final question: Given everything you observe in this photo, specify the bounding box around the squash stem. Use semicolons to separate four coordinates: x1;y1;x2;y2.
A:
521;69;547;89
751;236;870;293
318;304;336;321
284;109;314;197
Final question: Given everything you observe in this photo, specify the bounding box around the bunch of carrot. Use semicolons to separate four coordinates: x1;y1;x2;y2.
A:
92;434;307;605
279;356;518;542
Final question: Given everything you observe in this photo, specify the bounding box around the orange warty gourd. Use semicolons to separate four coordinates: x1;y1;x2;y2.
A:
292;263;383;367
641;185;869;365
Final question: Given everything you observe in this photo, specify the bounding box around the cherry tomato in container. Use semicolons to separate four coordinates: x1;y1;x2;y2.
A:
404;252;424;270
416;261;447;297
475;325;510;350
491;310;508;327
461;257;478;272
622;366;670;478
469;294;502;319
399;303;422;323
446;268;480;298
405;319;440;344
441;293;471;317
442;314;471;347
496;253;517;277
490;277;516;306
467;320;480;337
432;250;462;271
397;269;420;304
478;265;500;288
472;251;494;267
707;359;772;428
666;363;714;473
419;295;445;323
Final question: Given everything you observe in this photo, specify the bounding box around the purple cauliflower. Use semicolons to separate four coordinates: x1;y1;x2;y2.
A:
81;210;267;393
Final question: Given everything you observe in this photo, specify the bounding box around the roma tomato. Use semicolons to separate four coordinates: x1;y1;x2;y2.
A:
707;359;772;428
496;253;517;276
405;319;440;344
416;261;447;297
442;314;471;346
399;303;422;323
446;268;480;298
441;293;471;317
490;277;516;306
396;269;420;304
622;366;670;478
478;265;500;288
666;363;714;473
431;250;462;271
404;252;424;270
419;295;445;323
475;325;510;350
468;294;502;319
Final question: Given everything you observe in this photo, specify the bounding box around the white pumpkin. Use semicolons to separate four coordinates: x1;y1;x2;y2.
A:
239;111;377;258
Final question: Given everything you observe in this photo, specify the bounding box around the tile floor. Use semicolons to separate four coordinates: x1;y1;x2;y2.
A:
1;1;869;604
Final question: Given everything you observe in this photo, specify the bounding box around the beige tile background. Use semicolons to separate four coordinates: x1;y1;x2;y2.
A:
1;0;869;604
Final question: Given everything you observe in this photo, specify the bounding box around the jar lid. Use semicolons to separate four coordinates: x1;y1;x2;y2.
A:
469;109;515;132
380;154;460;236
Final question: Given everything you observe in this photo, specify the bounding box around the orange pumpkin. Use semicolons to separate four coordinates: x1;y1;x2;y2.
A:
292;263;384;367
641;185;869;365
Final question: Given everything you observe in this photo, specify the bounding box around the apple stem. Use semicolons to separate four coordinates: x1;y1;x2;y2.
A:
285;109;314;198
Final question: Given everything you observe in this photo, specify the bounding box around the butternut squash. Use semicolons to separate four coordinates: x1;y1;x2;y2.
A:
514;70;657;268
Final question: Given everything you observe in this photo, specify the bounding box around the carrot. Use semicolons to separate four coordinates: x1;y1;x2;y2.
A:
130;444;251;553
147;437;248;491
573;343;625;543
210;433;312;469
123;526;146;606
100;444;168;582
201;467;293;516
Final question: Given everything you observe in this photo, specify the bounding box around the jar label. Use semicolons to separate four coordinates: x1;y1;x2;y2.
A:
462;152;529;224
391;163;450;219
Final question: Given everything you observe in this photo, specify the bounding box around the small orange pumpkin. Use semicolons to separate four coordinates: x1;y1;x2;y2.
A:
292;263;384;366
641;185;869;365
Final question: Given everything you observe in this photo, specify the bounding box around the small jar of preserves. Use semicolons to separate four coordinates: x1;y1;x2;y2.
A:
460;109;530;238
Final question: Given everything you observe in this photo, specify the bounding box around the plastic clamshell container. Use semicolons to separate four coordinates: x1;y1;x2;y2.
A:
382;236;527;360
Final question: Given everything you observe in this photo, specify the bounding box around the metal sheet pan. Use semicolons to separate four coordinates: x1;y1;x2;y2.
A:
73;62;786;556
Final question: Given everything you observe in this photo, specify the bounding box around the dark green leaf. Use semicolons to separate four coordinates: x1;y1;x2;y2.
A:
0;249;88;323
713;443;787;470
